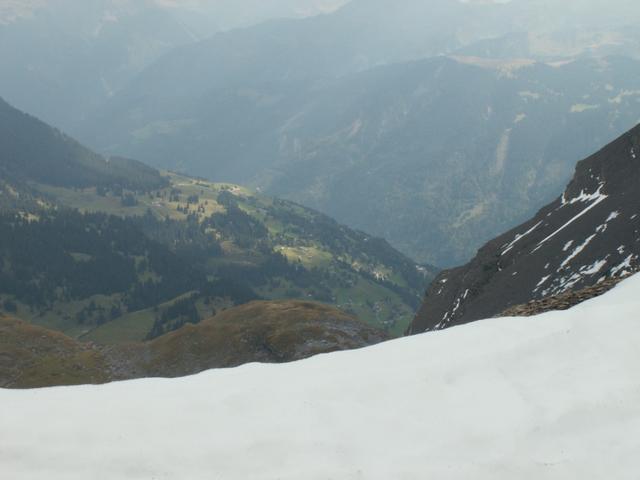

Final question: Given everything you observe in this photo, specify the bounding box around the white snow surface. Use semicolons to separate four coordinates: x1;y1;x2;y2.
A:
2;275;640;479
533;190;608;252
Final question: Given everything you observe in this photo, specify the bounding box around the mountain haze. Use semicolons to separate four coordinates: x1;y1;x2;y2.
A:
6;0;640;266
83;53;640;265
0;0;348;133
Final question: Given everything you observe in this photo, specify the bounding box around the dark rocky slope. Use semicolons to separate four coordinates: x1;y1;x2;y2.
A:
499;271;637;318
410;124;640;333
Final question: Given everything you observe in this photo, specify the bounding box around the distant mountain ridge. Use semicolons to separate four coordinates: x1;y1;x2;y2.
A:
410;123;640;333
0;0;350;133
84;53;640;266
6;0;640;267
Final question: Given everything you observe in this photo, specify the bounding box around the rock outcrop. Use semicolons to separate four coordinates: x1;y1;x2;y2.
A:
1;301;389;389
499;270;637;317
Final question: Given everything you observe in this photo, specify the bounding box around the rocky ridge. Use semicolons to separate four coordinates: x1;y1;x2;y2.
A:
410;123;640;333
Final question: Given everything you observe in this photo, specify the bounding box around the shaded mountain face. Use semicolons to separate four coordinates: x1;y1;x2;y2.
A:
83;55;640;266
409;124;640;333
0;97;166;193
0;301;388;389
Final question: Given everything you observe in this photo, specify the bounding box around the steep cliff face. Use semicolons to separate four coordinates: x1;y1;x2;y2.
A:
410;124;640;333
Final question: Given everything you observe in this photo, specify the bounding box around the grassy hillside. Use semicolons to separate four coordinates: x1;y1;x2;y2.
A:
0;301;389;389
113;300;390;379
33;172;432;338
0;314;109;389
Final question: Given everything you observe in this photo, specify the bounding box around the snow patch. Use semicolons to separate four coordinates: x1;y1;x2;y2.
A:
611;255;637;277
535;275;551;289
606;211;620;222
581;259;608;276
534;187;608;252
501;221;542;255
561;184;607;206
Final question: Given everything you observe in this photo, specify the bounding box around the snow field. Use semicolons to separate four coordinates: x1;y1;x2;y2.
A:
1;275;640;479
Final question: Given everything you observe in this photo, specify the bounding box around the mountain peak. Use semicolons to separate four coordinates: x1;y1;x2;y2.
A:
564;122;640;199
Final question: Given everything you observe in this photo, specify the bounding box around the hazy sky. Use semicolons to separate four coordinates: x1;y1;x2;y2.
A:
0;0;350;31
3;0;640;32
158;0;350;34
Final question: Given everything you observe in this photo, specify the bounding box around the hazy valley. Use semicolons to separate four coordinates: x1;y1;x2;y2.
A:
60;2;640;265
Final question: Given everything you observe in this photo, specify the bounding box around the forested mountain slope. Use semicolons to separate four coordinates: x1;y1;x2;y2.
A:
42;172;430;340
0;98;430;340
